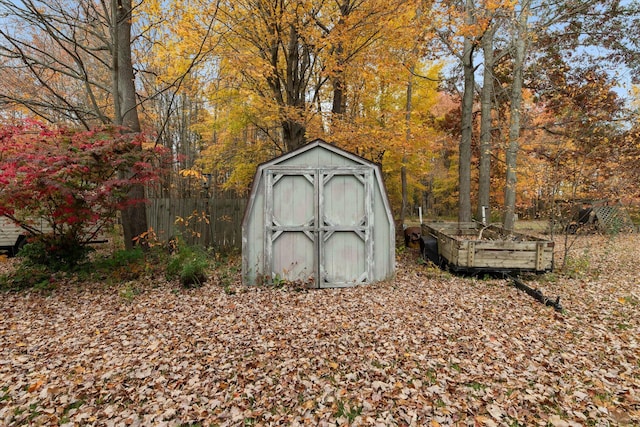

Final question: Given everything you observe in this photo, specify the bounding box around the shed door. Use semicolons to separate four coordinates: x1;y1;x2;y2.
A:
265;167;373;288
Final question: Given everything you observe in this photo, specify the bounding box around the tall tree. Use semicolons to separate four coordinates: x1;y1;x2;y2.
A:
458;0;476;223
477;23;494;224
476;0;511;223
502;0;530;232
401;68;415;227
431;0;487;223
112;0;148;246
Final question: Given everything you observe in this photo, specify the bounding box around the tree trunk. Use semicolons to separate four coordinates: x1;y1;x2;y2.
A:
459;0;475;224
401;73;414;227
277;23;309;152
478;26;495;224
282;119;306;152
332;76;346;115
503;0;530;233
113;0;148;248
329;0;350;117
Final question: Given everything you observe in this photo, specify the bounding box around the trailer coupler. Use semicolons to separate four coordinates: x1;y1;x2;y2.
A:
507;275;563;312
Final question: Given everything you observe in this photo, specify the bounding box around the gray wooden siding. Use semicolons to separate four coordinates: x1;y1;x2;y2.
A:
372;182;395;280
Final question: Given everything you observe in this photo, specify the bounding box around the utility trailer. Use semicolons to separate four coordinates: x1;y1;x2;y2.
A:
0;216;52;257
0;216;30;256
1;216;109;258
422;222;554;274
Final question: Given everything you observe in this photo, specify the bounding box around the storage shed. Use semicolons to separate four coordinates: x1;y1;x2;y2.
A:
242;139;395;288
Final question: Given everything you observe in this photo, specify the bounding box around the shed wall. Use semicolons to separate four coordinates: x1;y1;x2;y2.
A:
372;183;394;280
244;178;265;284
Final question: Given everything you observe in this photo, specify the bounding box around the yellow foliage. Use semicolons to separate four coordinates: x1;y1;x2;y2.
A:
179;169;204;180
316;59;444;216
631;85;640;112
151;0;455;216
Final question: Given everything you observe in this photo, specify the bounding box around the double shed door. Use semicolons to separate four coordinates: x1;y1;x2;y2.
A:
264;166;373;288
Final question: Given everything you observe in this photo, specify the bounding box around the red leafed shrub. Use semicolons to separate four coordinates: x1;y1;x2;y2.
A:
0;120;168;268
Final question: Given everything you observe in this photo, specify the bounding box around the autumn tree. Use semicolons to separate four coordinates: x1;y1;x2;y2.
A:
0;121;164;267
477;19;495;224
114;0;151;247
531;69;630;196
425;0;639;227
501;0;530;232
476;1;512;223
211;0;321;152
313;2;442;219
196;0;442;210
437;0;479;223
134;0;223;197
313;57;440;217
315;1;437;223
503;0;640;225
313;0;402;118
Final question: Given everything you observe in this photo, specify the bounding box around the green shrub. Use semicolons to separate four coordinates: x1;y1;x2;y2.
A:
2;236;212;291
2;246;151;291
19;234;91;271
91;247;145;271
166;243;210;288
0;263;54;291
89;247;149;283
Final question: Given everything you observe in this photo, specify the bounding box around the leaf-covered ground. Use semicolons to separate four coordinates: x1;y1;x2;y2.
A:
1;234;639;426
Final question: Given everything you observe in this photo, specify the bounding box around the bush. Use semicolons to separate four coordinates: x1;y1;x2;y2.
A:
166;243;210;288
0;263;54;291
2;236;212;292
90;247;149;282
19;235;91;271
95;247;145;269
1;246;149;291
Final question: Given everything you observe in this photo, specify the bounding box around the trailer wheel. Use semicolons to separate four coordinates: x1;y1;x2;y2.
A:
422;236;441;266
9;235;27;257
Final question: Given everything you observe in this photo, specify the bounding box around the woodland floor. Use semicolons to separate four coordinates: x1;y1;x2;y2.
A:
1;233;639;426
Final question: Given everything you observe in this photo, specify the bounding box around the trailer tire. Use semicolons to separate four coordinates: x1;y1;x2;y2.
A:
422;236;441;266
10;235;27;257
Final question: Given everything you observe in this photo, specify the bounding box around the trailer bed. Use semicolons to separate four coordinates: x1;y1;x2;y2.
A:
422;222;554;274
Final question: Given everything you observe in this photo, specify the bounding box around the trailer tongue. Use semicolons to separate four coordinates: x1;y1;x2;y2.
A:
508;274;563;312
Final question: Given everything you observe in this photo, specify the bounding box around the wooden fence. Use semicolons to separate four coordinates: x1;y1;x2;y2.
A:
146;198;246;250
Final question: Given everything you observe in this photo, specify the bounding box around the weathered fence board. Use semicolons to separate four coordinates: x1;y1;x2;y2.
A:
147;198;246;250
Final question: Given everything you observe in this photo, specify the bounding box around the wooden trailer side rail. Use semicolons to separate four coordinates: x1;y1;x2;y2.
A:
422;222;554;274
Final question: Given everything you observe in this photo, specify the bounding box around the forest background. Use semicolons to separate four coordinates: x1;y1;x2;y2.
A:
1;0;639;239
